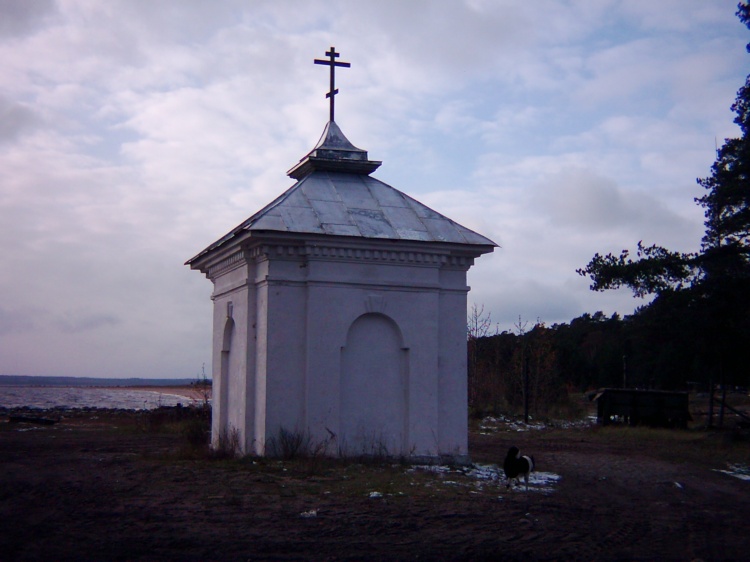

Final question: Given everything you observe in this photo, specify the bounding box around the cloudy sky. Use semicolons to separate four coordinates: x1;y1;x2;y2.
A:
1;0;747;378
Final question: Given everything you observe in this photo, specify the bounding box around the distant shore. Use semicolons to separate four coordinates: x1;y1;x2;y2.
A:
0;384;210;411
128;385;212;402
0;375;206;387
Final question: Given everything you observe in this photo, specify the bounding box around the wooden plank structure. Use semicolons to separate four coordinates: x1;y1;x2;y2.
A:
593;388;691;428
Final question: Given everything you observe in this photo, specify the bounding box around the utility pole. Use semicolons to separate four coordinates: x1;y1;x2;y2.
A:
524;351;530;424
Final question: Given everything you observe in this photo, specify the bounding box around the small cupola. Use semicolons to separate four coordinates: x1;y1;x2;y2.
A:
287;46;381;180
286;120;382;179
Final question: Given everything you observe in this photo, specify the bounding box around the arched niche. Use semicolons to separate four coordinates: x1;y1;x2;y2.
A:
217;317;235;438
340;313;409;456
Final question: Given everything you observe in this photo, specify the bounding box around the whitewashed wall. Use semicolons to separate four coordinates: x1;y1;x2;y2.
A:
206;237;479;462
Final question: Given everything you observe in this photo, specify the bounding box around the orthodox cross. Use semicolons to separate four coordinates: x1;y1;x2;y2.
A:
314;47;350;122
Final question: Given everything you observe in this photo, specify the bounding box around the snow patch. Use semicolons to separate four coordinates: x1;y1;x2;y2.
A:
478;414;594;434
408;462;561;493
714;463;750;482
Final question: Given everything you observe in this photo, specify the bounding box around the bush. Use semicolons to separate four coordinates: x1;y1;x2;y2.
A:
266;427;312;459
212;426;241;459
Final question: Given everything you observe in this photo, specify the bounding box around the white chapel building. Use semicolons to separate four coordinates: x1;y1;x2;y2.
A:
187;52;495;461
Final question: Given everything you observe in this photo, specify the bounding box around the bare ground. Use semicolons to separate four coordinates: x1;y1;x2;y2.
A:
1;406;749;561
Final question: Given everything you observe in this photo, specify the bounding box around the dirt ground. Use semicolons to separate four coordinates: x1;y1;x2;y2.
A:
1;405;749;561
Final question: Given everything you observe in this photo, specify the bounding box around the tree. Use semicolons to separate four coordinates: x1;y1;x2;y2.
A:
578;3;750;388
699;4;750;263
694;3;750;294
467;303;495;410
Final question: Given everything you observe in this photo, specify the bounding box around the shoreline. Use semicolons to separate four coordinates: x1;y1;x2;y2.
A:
126;385;211;402
0;385;211;413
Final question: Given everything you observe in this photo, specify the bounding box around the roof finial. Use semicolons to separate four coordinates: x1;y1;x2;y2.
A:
314;47;350;122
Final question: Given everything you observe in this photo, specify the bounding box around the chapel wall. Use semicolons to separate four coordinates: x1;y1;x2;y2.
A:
301;280;434;456
262;279;308;452
209;262;257;454
199;234;486;460
437;286;470;458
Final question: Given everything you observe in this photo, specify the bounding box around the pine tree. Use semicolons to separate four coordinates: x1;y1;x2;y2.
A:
577;3;750;387
695;3;750;287
579;3;750;299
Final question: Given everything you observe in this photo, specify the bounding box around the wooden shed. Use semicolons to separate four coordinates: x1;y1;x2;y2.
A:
593;388;691;428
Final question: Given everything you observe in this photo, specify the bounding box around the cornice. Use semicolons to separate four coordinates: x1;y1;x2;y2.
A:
206;249;248;278
249;242;476;268
205;239;480;280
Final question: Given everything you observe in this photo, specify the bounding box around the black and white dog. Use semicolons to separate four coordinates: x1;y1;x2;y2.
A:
503;446;535;491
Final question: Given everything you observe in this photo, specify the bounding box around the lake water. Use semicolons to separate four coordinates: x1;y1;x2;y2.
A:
0;386;201;410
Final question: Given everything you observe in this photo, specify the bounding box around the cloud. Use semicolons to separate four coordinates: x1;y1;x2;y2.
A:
0;0;745;377
0;0;56;39
0;96;39;143
0;305;38;336
530;167;685;234
619;0;729;31
53;312;120;334
468;263;648;332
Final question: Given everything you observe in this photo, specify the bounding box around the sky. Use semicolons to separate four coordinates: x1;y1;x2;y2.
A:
1;0;747;379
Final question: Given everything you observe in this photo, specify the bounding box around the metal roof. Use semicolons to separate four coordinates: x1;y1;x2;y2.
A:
186;122;496;265
246;171;496;245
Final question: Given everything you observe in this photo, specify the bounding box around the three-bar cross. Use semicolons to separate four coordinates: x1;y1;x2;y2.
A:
314;47;350;122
